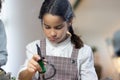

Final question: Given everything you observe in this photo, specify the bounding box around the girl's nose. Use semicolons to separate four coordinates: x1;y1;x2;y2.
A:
50;29;57;37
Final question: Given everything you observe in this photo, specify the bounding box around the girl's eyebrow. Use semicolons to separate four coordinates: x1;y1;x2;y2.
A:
43;22;64;27
55;23;63;27
43;23;50;27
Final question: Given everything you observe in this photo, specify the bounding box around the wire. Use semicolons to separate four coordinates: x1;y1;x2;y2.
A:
38;63;56;80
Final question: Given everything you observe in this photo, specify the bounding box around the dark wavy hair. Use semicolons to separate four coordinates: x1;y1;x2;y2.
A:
39;0;83;49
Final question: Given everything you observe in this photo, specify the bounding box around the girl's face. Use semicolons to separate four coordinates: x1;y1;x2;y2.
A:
42;13;70;43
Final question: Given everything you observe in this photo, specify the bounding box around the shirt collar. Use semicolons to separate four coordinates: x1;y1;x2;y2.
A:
46;36;71;48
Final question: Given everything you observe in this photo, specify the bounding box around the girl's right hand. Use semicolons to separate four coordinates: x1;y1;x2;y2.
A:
26;54;42;75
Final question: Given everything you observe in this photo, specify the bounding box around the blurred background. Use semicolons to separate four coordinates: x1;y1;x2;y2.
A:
0;0;120;80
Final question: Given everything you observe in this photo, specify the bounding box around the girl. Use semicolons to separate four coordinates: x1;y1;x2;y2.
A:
18;0;98;80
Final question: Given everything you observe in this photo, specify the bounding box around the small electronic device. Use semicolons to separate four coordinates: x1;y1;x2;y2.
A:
36;44;46;73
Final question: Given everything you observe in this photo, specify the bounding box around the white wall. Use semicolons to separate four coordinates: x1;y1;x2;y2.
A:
1;0;44;77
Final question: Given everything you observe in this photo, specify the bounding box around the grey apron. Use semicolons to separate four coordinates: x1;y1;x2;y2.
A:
39;39;79;80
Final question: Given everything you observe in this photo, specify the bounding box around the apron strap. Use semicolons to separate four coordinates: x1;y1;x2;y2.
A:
40;38;46;57
71;47;79;59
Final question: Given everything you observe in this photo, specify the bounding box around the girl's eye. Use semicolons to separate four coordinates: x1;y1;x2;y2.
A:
55;25;64;30
44;25;51;29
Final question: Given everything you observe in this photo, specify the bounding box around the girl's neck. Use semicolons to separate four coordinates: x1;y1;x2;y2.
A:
58;34;70;44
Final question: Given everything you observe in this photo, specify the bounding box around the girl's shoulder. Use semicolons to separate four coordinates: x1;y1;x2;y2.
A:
77;44;93;60
78;44;92;52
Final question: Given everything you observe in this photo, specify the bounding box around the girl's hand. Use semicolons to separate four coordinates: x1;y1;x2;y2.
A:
18;54;48;80
27;54;42;75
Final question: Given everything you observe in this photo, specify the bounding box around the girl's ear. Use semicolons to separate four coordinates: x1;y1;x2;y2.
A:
68;18;73;26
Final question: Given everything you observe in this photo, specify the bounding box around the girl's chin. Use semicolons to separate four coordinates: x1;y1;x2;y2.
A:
49;39;58;43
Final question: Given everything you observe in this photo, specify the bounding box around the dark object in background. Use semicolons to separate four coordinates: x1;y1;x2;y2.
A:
0;68;11;80
73;0;81;10
94;64;102;79
0;67;6;74
115;49;120;57
92;46;97;53
113;30;120;57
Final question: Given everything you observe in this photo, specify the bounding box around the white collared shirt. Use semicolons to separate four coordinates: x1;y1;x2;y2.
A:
18;37;98;80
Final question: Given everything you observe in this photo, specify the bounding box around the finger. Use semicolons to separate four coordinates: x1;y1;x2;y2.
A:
30;59;41;71
27;61;39;75
27;63;37;73
43;59;48;65
43;59;47;62
32;54;40;61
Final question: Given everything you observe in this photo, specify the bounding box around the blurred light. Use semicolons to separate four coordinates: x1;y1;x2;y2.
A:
113;57;120;73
